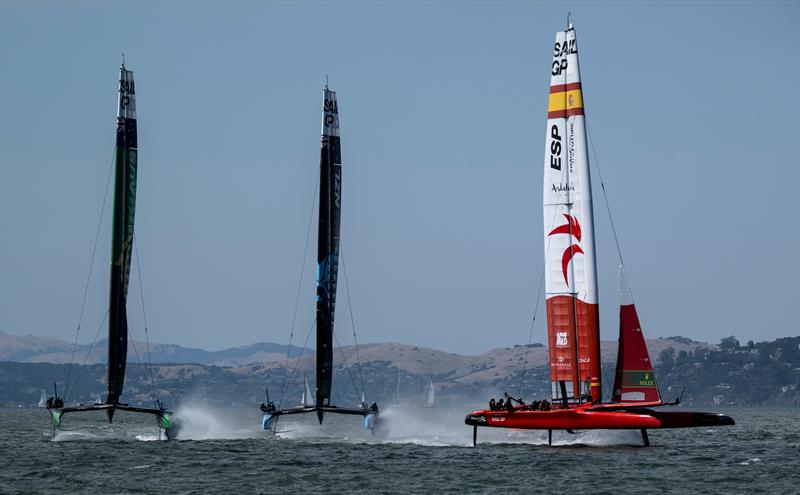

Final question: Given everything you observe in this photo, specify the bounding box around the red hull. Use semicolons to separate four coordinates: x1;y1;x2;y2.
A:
465;404;733;430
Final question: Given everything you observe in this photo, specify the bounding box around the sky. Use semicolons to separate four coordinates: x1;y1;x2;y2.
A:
1;1;798;355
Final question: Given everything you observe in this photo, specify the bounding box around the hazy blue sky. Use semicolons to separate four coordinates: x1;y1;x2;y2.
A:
1;1;798;354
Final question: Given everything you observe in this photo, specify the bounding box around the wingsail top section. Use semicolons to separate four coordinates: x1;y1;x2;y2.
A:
117;67;136;120
542;24;602;404
315;85;342;422
612;267;662;403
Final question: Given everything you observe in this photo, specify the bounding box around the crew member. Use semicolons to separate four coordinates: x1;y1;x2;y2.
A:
489;398;496;411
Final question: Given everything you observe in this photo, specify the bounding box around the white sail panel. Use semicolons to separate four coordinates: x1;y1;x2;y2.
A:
117;67;136;120
321;89;340;137
542;25;597;305
542;25;602;402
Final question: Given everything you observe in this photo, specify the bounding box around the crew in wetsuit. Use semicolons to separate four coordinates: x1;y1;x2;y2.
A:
540;399;550;411
497;398;505;410
489;398;496;411
506;399;514;412
369;402;379;412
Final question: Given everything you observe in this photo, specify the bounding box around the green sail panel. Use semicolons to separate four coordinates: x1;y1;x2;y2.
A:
107;65;137;406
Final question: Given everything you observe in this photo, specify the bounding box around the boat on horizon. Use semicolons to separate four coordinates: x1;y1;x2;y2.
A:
422;380;435;408
465;22;734;447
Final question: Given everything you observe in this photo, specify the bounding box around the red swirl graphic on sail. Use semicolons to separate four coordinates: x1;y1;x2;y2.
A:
548;214;583;287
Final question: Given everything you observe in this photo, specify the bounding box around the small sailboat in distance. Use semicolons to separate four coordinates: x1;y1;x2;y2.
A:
37;390;46;408
300;376;314;408
46;62;174;439
393;367;401;405
422;380;435;408
261;81;379;432
465;22;733;446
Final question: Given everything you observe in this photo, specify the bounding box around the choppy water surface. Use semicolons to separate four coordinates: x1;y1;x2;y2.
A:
1;405;797;494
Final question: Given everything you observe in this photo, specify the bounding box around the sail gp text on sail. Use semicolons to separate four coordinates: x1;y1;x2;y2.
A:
552;38;577;75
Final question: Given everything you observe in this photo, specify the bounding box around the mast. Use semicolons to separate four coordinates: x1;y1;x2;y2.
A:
542;23;602;404
107;63;138;412
315;82;342;424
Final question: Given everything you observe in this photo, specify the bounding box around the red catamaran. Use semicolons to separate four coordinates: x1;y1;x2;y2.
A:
465;22;734;446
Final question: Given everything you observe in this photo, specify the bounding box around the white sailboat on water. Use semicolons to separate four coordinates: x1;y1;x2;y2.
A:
299;376;314;408
422;380;435;408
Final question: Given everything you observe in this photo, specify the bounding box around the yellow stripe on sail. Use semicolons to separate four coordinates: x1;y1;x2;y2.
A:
548;89;584;113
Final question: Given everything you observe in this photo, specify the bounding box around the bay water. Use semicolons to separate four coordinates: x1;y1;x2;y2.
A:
1;405;797;494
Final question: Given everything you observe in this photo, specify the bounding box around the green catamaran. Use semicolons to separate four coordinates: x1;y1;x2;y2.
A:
46;63;174;439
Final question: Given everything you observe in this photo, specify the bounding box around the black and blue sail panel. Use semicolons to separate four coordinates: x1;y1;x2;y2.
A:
315;87;341;415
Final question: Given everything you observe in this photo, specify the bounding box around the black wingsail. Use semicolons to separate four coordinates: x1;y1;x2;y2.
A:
315;85;342;423
260;82;378;433
107;65;138;409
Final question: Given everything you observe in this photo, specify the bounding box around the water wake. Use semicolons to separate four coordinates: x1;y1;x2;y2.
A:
272;406;651;448
170;402;259;440
52;430;103;442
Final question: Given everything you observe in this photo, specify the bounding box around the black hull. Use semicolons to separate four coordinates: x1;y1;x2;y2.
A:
645;410;735;428
262;404;378;431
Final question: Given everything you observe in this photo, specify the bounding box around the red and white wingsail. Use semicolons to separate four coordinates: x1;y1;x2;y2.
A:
612;267;662;403
542;24;602;403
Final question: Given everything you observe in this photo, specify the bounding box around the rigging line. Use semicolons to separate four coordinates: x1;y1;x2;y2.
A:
133;234;157;404
339;247;366;401
128;327;158;407
128;327;155;405
278;168;320;406
65;308;109;402
585;114;638;306
514;257;548;395
585;117;626;269
332;329;362;401
278;318;316;409
515;197;560;396
65;150;116;395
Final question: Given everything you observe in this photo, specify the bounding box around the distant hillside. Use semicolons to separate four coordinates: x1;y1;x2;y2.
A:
0;331;307;366
3;331;763;408
654;336;800;407
1;336;796;408
0;330;709;372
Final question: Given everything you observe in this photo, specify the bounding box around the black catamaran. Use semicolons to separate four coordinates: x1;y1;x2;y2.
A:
261;83;379;432
46;63;173;439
